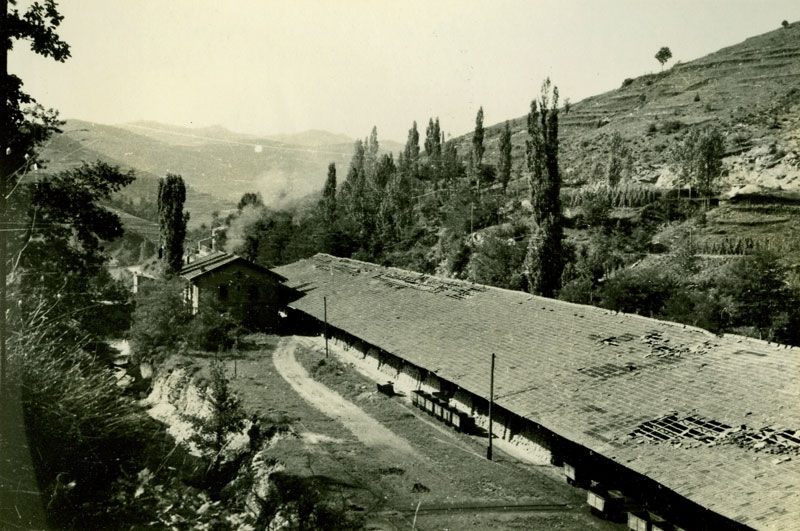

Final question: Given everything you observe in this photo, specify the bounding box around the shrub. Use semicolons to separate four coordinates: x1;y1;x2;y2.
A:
468;230;526;290
621;78;634;88
558;276;595;305
189;360;247;485
129;278;191;364
186;302;242;352
598;268;677;317
661;120;683;134
782;20;789;28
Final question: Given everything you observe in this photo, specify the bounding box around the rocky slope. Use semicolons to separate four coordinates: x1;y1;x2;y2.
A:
458;21;800;196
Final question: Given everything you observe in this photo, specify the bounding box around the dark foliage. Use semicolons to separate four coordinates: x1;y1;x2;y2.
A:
157;173;189;275
12;161;135;346
129;278;190;364
525;78;565;297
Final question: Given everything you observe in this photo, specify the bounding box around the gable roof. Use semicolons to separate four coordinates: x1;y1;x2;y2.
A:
180;251;286;282
274;253;800;531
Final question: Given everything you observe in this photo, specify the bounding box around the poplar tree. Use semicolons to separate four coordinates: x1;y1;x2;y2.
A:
441;140;462;188
341;139;376;246
425;117;442;171
498;121;513;192
321;162;337;224
401;121;420;179
157;173;189;275
472;107;485;191
379;161;412;244
365;125;379;179
524;79;564;297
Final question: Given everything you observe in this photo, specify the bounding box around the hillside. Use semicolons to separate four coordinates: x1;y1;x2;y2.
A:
459;21;800;195
37;128;232;228
42;120;403;222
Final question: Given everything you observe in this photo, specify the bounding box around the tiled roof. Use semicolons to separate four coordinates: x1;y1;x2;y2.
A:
180;252;286;282
274;253;800;531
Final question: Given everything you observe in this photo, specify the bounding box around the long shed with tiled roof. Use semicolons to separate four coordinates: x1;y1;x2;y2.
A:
274;254;800;531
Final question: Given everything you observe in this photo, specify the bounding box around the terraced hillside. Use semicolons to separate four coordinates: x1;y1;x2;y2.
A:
463;21;800;194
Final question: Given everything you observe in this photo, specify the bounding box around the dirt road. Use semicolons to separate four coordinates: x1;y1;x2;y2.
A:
273;337;417;456
227;336;623;530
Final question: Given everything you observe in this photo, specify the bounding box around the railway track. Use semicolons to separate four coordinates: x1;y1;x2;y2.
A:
383;502;574;516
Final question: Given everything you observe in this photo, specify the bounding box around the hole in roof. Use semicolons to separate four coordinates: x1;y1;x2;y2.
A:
630;414;800;454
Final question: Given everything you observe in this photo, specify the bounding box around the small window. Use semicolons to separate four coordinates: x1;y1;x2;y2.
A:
218;284;228;301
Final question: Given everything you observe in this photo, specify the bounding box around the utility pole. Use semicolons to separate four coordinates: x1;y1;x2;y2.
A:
323;296;328;358
487;352;495;460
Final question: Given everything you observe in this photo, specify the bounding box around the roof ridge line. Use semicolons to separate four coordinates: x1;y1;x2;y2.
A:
721;333;800;351
315;253;718;340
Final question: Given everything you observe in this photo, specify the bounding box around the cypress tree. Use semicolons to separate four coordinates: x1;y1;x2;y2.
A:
402;121;420;179
524;79;564;297
321;162;337;224
472;107;485;191
157;173;189;276
425;117;442;160
498;121;513;192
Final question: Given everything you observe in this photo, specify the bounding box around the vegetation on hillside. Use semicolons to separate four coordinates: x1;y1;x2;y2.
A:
217;59;800;345
4;6;799;528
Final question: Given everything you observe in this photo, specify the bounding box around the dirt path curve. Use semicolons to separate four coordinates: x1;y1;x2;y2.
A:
273;337;418;456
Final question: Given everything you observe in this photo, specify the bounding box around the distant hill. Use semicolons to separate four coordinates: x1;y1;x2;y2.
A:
453;21;800;195
118;121;264;147
264;129;354;146
37;126;232;228
42;121;404;226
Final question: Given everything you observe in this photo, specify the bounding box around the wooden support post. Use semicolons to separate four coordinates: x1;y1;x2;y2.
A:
487;352;495;460
324;296;329;359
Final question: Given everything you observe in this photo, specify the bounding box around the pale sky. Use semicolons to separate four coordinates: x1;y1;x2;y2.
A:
9;0;800;142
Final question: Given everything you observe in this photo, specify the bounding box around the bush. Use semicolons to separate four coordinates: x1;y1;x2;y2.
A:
129;278;191;364
621;78;634;88
598;268;677;317
468;230;526;290
558;276;595;305
186;302;242;352
661;120;683;134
